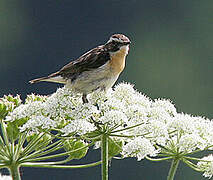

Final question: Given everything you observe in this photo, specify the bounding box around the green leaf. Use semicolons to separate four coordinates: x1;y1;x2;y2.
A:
6;95;21;107
63;139;88;160
25;94;47;104
86;130;102;140
0;103;8;119
14;117;28;127
27;133;52;150
36;134;52;150
6;117;29;141
6;121;20;141
108;138;123;158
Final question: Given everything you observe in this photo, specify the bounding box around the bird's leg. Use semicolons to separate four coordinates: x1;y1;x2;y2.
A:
82;94;89;104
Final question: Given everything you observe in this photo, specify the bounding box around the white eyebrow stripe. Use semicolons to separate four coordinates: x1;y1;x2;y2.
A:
107;37;124;43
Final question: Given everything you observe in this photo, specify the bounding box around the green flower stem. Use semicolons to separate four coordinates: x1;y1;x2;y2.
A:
9;164;21;180
0;164;7;168
25;154;76;166
0;134;6;148
0;120;10;150
11;141;15;157
25;142;93;162
0;149;9;159
21;133;47;155
0;154;8;161
101;134;108;180
110;122;144;134
20;140;63;162
182;159;201;171
155;144;175;155
146;156;173;162
83;134;102;141
167;158;180;180
14;133;28;161
184;156;212;163
22;160;102;169
110;134;146;138
184;145;213;156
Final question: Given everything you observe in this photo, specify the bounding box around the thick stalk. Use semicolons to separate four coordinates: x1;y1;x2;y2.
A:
167;158;180;180
101;134;108;180
9;164;21;180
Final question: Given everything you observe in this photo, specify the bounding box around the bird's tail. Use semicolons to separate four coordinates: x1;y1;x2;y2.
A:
29;76;50;84
29;73;66;84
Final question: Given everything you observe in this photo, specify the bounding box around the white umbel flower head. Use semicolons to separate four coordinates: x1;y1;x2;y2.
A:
4;81;213;171
6;101;44;122
121;137;159;161
165;113;213;154
20;115;57;132
113;83;151;107
61;119;96;136
197;154;213;179
99;110;128;128
177;134;206;153
152;99;177;116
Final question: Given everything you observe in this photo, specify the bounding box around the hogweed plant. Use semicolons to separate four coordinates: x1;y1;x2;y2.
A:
0;83;212;180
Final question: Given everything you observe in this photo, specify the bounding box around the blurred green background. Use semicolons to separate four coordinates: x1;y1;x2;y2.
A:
0;0;212;179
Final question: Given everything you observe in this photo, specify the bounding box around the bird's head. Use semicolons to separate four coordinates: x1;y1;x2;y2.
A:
105;34;131;55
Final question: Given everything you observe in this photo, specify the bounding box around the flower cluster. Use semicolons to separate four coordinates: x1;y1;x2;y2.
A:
0;94;22;119
3;82;213;178
121;137;159;160
197;155;213;178
0;174;12;180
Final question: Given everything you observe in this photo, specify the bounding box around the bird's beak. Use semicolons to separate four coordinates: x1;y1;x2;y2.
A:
123;41;131;45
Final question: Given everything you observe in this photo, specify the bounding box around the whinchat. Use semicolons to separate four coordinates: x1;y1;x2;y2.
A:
30;34;131;103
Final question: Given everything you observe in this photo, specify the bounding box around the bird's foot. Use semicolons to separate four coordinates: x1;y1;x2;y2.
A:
82;94;89;104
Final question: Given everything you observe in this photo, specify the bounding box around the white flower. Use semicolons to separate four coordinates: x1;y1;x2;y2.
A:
93;141;101;149
88;88;113;104
113;83;136;101
197;154;213;179
144;120;169;146
25;93;47;104
164;113;213;153
20;115;57;132
73;103;100;120
125;104;149;123
121;137;159;161
6;101;44;122
0;174;12;180
60;119;96;135
177;134;206;153
98;97;125;113
99;110;128;129
148;106;173;124
193;117;213;150
0;95;21;113
152;99;177;116
4;82;213;164
113;83;151;107
43;87;81;119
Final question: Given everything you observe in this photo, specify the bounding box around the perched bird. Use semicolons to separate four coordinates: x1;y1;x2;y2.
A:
29;34;131;103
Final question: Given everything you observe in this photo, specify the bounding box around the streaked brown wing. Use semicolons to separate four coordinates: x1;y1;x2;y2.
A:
50;45;110;80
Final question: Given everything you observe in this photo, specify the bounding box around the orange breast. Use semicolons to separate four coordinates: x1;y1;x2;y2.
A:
109;47;128;74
